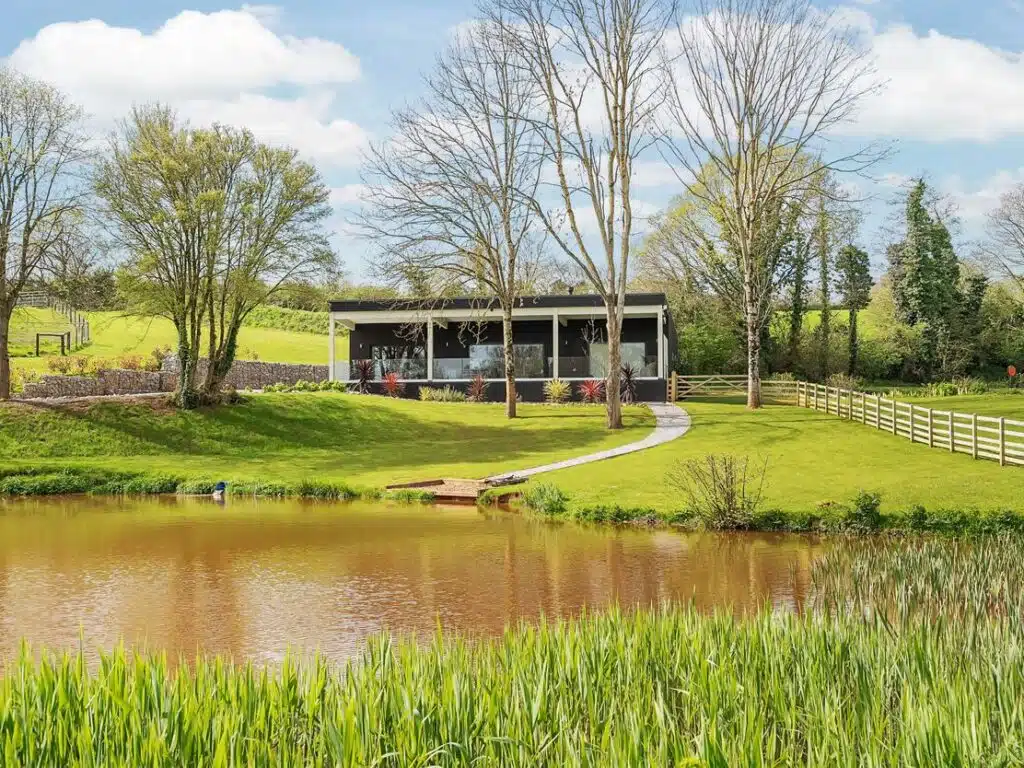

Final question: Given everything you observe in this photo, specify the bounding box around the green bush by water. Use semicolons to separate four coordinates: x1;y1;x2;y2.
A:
3;604;1024;766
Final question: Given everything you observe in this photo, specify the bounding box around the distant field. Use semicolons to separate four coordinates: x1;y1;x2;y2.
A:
10;309;347;373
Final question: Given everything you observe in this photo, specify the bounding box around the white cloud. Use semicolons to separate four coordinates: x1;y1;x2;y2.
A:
182;93;368;165
4;6;366;165
843;14;1024;141
330;184;368;206
942;169;1024;225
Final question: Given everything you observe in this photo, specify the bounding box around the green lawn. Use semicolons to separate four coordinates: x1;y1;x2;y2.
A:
0;394;654;489
9;310;347;373
548;397;1024;514
903;392;1024;421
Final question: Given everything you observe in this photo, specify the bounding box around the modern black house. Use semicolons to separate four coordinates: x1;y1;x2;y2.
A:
328;293;676;402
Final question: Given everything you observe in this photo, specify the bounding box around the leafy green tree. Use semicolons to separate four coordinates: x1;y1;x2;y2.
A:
835;245;873;374
786;234;810;372
887;179;967;377
97;106;334;407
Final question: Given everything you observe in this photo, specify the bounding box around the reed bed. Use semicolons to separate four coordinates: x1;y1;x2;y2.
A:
812;534;1024;622
3;603;1024;766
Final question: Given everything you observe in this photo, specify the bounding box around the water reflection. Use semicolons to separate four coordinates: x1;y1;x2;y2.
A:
0;496;826;666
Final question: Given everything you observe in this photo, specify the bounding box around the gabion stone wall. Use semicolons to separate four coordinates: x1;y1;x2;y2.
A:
19;358;329;400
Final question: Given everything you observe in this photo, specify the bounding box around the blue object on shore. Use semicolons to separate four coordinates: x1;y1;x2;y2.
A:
213;481;226;500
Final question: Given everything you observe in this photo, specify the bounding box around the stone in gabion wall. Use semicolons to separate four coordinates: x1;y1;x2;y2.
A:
18;358;330;400
20;370;167;399
161;357;329;390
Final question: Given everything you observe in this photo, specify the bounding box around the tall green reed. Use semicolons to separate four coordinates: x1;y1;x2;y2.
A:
3;603;1024;766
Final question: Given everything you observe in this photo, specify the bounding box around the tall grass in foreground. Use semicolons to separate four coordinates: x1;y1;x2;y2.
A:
3;605;1024;766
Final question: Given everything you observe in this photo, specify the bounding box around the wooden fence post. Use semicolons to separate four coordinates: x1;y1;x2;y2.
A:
948;411;954;452
861;392;867;424
824;387;829;416
927;408;934;448
891;400;897;436
999;417;1006;466
972;414;978;459
910;407;915;443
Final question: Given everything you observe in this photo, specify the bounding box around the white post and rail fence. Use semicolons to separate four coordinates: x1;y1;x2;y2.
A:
666;372;1023;469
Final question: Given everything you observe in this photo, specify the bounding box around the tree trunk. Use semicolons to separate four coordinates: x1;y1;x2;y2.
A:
848;308;859;375
502;308;517;418
203;320;241;399
175;321;199;410
0;305;12;401
746;307;762;409
605;304;623;429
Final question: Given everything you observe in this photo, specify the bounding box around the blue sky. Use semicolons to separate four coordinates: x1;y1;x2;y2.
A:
3;0;1024;279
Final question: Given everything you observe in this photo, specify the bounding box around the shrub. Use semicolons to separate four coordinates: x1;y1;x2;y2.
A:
826;373;862;391
522;482;570;516
468;374;488;402
620;363;638;404
842;490;882;532
543;378;571;404
419;386;467;402
578;378;605;403
176;480;220;495
116;354;145;371
667;454;768;530
46;356;76;375
149;345;172;371
353;360;374;394
382;371;404;398
951;376;988;395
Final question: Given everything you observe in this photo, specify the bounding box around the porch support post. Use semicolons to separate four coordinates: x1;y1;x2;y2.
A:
328;315;336;381
656;309;664;379
551;311;559;378
426;316;434;382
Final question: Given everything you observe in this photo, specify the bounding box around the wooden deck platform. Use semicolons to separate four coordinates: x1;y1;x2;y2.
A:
386;477;523;504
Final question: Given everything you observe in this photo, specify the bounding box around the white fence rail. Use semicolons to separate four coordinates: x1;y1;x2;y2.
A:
797;381;1023;468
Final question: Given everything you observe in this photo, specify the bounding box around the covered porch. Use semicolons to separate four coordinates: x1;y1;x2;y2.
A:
327;294;675;401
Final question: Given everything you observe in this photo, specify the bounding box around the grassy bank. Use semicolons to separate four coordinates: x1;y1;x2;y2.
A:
3;602;1022;766
542;397;1023;521
0;394;654;491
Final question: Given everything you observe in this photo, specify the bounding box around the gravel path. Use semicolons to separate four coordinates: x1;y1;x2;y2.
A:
486;402;691;483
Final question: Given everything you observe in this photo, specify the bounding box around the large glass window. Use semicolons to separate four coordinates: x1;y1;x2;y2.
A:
371;344;426;379
468;343;547;378
588;342;649;377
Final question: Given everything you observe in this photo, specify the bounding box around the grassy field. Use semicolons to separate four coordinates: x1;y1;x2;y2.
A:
0;395;654;489
548;396;1023;515
9;308;346;373
904;392;1024;420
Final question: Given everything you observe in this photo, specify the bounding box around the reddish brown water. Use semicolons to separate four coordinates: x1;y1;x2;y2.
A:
0;496;825;666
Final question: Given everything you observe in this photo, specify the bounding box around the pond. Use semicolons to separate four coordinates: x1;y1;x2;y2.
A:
0;496;826;666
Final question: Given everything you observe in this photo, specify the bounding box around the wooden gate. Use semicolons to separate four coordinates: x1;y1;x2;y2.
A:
667;374;747;401
666;373;798;404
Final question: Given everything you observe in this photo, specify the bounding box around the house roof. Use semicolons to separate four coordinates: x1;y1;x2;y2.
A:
328;292;668;313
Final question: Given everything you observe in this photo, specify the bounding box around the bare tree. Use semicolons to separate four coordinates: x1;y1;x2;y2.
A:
985;184;1024;298
360;20;544;418
661;0;885;407
493;0;674;429
0;68;88;399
